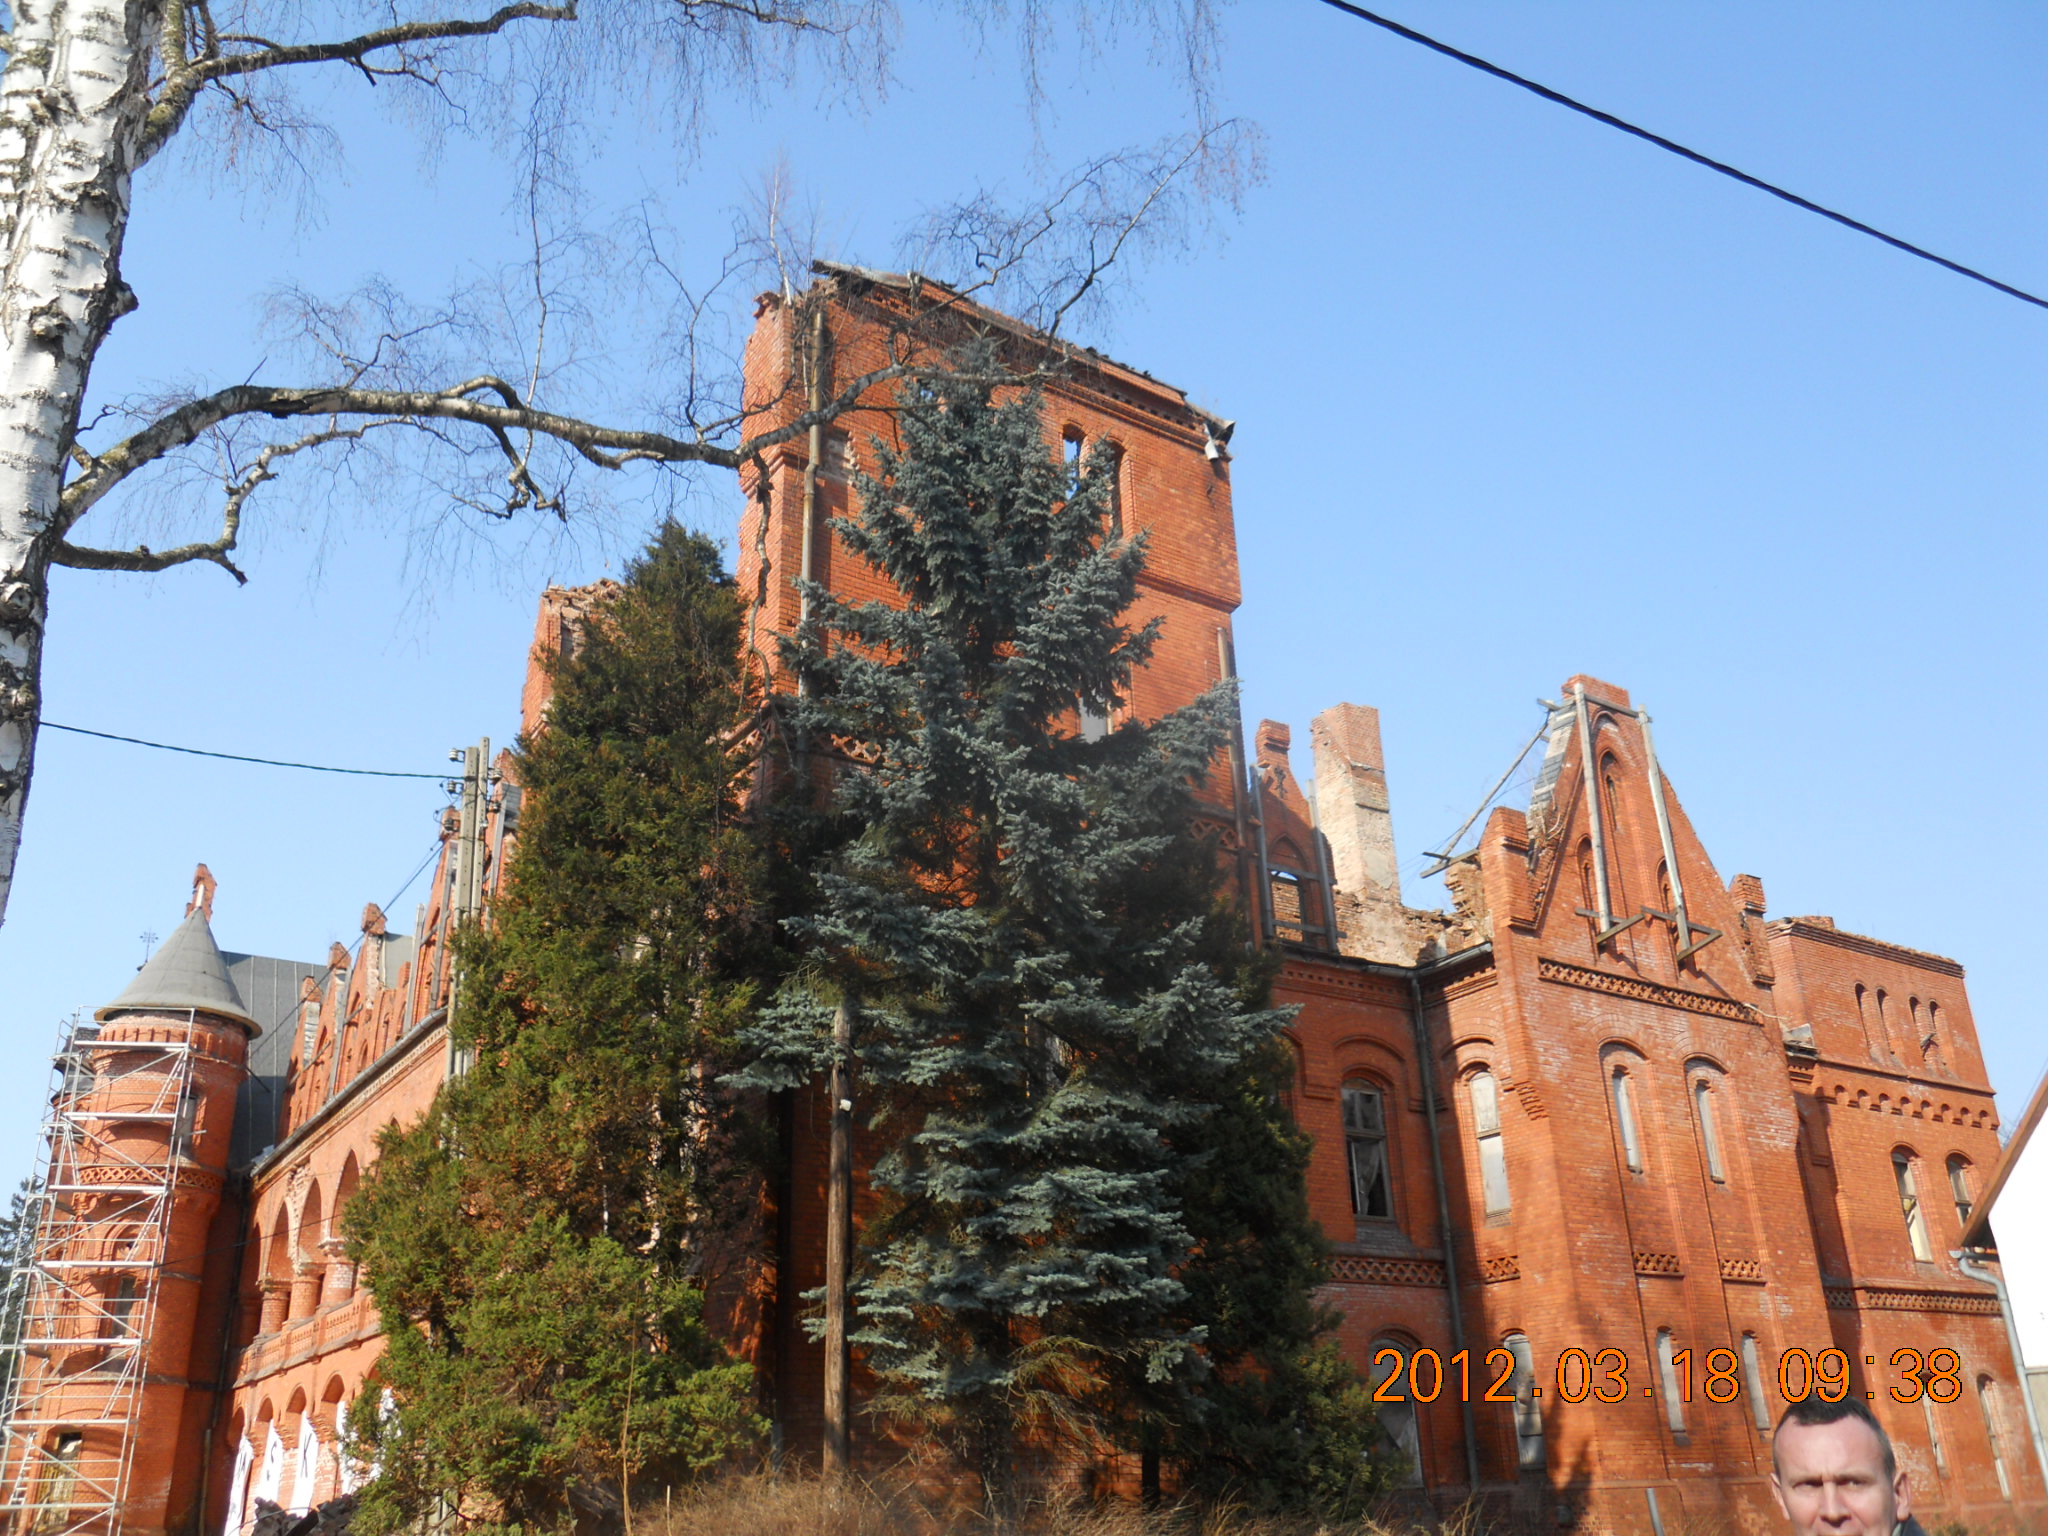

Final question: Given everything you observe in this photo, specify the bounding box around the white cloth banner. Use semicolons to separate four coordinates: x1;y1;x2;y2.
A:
220;1436;254;1536
335;1398;361;1495
252;1425;285;1505
292;1413;320;1512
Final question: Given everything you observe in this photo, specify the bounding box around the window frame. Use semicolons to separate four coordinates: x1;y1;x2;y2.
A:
1693;1076;1727;1183
1612;1066;1644;1174
1893;1150;1935;1261
1366;1337;1425;1488
1503;1331;1545;1470
1656;1328;1687;1434
1468;1069;1511;1216
1341;1079;1395;1223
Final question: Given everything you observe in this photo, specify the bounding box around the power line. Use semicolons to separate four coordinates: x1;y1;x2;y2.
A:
1314;0;2048;314
43;721;449;780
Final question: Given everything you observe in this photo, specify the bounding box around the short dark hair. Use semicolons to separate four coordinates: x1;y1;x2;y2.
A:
1773;1398;1896;1480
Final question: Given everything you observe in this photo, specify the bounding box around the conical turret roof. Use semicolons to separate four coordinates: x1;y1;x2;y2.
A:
96;909;261;1034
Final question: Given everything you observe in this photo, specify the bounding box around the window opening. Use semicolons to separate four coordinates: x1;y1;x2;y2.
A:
1656;1329;1687;1433
1894;1152;1934;1261
1613;1068;1644;1173
1979;1376;2011;1499
1922;1393;1947;1475
1078;695;1110;743
1062;429;1084;492
1948;1156;1973;1228
35;1433;84;1535
1470;1071;1511;1215
1343;1082;1393;1220
1740;1335;1769;1431
1368;1342;1424;1487
1694;1079;1726;1183
1876;989;1897;1061
1854;984;1875;1059
1505;1332;1546;1470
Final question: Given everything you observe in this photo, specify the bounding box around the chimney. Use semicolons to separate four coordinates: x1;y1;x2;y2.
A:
1310;703;1401;909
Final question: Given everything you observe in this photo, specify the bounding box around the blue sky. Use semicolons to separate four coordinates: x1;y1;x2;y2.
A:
4;1;2044;1192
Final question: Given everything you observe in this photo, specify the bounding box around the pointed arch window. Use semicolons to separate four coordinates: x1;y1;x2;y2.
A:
1504;1332;1545;1469
1740;1334;1770;1430
1343;1081;1393;1221
34;1434;83;1535
1693;1078;1726;1183
1612;1067;1644;1173
1923;1393;1948;1475
1469;1071;1511;1215
1875;989;1898;1061
1893;1151;1934;1261
1854;984;1875;1059
1656;1328;1687;1433
1948;1155;1974;1228
1979;1375;2012;1499
1368;1340;1424;1487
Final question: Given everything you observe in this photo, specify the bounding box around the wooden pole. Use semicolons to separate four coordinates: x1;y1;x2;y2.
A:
823;995;854;1474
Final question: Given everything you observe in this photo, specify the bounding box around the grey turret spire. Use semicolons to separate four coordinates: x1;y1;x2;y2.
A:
97;907;261;1034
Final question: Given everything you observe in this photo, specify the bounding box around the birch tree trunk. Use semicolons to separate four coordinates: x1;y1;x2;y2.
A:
0;0;155;926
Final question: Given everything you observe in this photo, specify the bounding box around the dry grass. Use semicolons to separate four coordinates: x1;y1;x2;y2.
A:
647;1471;1476;1536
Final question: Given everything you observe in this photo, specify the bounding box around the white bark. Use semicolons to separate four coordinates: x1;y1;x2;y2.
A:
0;0;156;929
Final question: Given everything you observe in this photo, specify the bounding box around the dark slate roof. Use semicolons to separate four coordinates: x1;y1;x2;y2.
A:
225;952;327;1169
97;910;260;1032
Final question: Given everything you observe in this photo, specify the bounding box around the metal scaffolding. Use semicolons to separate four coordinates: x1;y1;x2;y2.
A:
0;1010;200;1536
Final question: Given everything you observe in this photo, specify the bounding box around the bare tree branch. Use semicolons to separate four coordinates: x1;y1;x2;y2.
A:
139;2;579;165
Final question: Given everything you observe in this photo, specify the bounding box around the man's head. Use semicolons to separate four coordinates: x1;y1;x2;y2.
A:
1770;1398;1911;1536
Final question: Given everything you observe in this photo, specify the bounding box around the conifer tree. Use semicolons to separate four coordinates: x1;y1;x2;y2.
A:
344;526;769;1535
739;355;1335;1516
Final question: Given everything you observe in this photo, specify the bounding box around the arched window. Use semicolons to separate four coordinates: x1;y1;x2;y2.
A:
1740;1334;1769;1431
1469;1071;1511;1215
221;1430;255;1536
1854;984;1875;1058
1612;1067;1644;1173
1342;1081;1393;1221
1893;1151;1934;1261
1367;1340;1424;1487
1503;1332;1545;1470
1694;1078;1726;1183
36;1433;83;1535
1979;1375;2011;1499
1922;1393;1947;1475
1948;1156;1973;1228
1656;1328;1687;1433
1062;428;1084;491
1875;989;1897;1061
1926;1000;1947;1069
1103;442;1125;538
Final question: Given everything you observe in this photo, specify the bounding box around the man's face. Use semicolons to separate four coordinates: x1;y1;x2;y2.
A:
1771;1417;1911;1536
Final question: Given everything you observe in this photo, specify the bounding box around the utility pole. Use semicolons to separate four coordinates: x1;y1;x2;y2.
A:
823;994;854;1475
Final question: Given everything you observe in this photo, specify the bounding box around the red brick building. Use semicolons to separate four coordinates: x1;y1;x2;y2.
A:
5;272;2039;1535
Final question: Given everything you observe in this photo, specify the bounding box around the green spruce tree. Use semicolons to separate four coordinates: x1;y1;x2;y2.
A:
739;354;1342;1516
344;525;769;1535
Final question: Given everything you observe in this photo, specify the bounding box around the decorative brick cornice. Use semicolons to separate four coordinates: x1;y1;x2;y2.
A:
1479;1255;1520;1283
1634;1251;1683;1277
1538;958;1756;1022
1720;1257;1764;1284
1824;1284;2000;1316
1328;1255;1447;1289
1277;960;1409;1008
